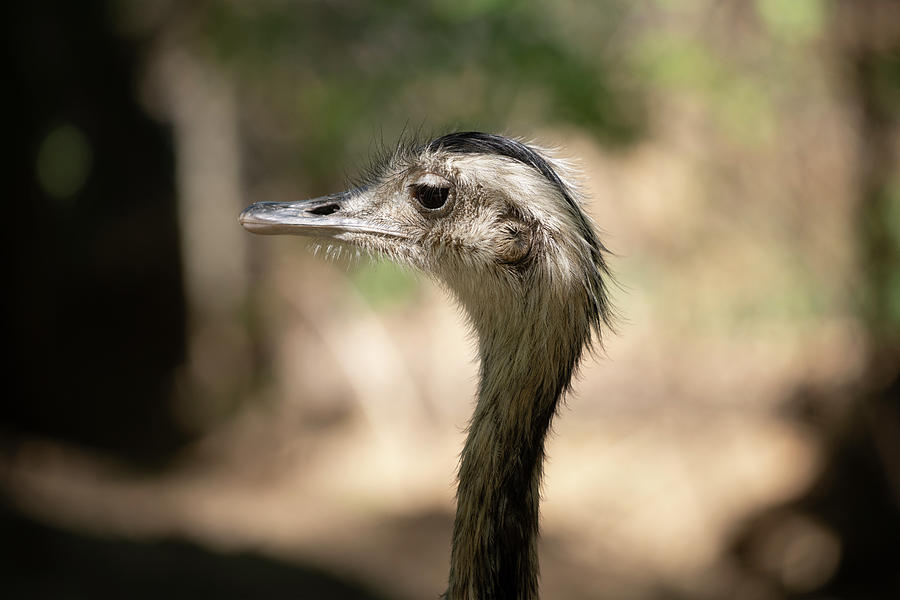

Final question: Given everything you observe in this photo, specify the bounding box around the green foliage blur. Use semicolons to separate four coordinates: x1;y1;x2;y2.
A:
193;0;643;185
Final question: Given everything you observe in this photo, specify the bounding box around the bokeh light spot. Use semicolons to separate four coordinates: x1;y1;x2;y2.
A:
36;124;94;199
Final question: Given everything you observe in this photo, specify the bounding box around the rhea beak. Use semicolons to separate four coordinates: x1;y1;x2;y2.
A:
239;191;404;240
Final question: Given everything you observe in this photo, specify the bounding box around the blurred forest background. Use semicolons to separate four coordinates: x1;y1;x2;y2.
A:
3;0;899;598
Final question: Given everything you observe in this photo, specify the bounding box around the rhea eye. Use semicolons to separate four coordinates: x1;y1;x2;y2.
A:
412;184;450;210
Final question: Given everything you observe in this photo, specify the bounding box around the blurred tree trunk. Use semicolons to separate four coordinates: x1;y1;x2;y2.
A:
835;0;900;388
3;0;189;461
150;41;253;431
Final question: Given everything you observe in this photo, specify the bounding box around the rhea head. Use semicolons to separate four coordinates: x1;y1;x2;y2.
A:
240;132;613;344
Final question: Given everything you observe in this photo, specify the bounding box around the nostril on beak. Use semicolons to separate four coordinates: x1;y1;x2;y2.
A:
307;203;341;216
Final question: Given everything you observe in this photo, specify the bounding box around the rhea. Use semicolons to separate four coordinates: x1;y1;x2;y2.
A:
240;132;613;599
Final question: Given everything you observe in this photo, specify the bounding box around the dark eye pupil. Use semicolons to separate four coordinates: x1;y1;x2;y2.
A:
413;185;449;209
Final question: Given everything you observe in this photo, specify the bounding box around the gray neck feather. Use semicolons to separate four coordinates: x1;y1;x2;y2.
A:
446;296;589;600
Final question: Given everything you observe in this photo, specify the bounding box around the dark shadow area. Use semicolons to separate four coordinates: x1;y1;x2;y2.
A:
0;501;392;600
727;371;900;599
3;0;189;462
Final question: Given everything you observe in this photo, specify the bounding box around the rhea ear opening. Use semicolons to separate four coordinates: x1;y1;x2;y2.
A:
497;219;535;266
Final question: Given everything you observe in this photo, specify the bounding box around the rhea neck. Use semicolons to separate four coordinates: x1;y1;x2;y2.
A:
446;268;590;600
